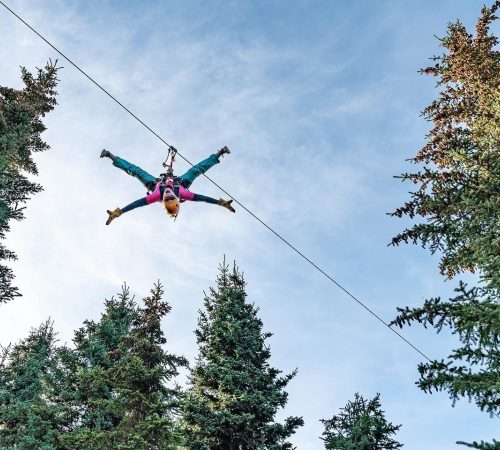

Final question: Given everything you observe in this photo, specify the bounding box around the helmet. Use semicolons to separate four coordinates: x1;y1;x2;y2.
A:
161;180;180;218
163;198;180;217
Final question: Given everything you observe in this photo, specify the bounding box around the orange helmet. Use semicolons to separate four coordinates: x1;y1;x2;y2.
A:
161;181;180;218
163;198;180;217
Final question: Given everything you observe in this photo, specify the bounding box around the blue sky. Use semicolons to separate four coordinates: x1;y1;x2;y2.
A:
0;0;498;448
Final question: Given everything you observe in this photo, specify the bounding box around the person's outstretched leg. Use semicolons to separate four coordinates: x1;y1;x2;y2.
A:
178;146;230;188
100;149;156;191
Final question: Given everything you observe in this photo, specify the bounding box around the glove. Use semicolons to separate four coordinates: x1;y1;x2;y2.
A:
106;208;122;225
218;198;235;213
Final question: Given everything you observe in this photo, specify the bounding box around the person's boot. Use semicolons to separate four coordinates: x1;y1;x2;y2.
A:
106;208;122;225
217;198;235;212
217;146;231;159
100;149;116;161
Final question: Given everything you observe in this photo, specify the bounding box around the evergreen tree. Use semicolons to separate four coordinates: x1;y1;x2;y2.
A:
62;284;186;450
0;320;70;449
389;2;499;447
181;261;303;450
390;1;499;286
61;286;138;448
320;393;402;450
0;60;59;303
456;439;500;450
108;282;187;449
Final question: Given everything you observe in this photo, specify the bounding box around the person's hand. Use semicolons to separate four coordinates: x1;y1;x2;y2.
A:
218;199;235;213
106;208;122;225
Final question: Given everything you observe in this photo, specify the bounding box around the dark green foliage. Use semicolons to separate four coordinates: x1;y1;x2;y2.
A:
389;2;499;447
0;60;59;303
0;285;185;449
456;440;500;450
321;393;402;450
181;261;303;450
62;284;186;450
62;286;138;445
390;3;499;285
0;320;71;449
392;282;499;415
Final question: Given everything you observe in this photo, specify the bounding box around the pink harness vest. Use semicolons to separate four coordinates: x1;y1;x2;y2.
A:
145;178;195;205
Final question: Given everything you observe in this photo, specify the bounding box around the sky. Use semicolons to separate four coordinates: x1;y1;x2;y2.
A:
0;0;498;448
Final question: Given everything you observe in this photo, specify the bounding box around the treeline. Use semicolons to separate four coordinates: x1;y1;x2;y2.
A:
0;262;405;449
0;2;498;449
0;266;296;449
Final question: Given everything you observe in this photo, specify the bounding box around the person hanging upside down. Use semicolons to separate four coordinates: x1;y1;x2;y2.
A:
100;146;235;225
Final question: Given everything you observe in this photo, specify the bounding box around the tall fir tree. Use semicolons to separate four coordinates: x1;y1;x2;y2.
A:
456;439;500;450
62;284;186;450
61;286;138;448
181;261;303;450
320;393;402;450
389;2;499;447
0;320;71;450
107;282;188;449
0;60;59;303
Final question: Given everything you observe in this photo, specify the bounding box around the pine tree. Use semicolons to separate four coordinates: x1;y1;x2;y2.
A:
0;320;70;449
389;2;499;447
181;261;304;450
0;60;59;303
62;284;186;450
456;440;500;450
61;286;139;448
320;393;402;450
390;2;499;286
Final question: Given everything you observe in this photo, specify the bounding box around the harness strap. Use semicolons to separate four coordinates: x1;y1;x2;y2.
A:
162;146;178;174
156;176;180;202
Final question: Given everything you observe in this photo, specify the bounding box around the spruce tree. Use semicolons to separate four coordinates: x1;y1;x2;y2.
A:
390;1;499;286
62;284;186;450
0;60;59;303
181;261;304;450
61;286;138;448
0;320;70;449
389;2;499;447
320;393;402;450
456;440;500;450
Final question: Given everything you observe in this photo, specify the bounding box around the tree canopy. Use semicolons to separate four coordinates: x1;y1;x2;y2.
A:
390;2;499;447
181;261;303;449
0;284;186;450
0;60;59;303
321;393;402;450
0;320;69;449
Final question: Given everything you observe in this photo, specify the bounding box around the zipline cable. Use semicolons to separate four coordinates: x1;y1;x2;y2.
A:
0;0;432;363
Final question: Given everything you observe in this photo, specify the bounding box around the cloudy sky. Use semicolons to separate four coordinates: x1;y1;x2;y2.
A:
1;0;498;448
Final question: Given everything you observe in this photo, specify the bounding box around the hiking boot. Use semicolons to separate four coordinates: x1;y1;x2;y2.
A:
100;149;115;161
217;146;231;158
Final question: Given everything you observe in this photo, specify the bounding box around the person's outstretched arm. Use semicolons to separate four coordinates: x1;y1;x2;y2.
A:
191;193;235;212
106;197;148;225
179;185;235;212
106;191;235;224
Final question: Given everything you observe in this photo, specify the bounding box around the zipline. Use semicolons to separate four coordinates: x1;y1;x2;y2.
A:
0;0;432;363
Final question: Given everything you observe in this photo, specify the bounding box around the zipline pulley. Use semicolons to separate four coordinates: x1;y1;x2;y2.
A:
162;145;178;176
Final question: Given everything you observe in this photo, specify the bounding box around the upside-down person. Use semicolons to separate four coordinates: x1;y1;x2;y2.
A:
101;146;235;225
